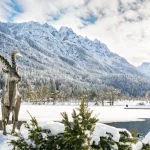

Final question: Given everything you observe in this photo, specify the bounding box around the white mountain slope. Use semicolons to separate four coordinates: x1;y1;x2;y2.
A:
137;62;150;77
0;21;150;96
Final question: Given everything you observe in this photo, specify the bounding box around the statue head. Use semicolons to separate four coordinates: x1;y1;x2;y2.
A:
0;51;22;83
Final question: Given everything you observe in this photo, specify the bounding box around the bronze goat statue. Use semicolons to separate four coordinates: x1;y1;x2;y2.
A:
0;52;22;135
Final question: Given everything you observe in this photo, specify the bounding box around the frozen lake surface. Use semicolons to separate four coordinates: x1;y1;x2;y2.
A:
0;100;149;122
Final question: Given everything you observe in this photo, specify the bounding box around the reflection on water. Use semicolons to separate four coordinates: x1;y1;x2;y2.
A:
106;119;150;136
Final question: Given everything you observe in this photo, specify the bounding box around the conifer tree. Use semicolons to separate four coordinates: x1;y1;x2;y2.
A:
60;97;99;150
10;111;61;150
142;144;150;150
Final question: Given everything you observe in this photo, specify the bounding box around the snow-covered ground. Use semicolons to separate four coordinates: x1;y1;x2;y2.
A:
0;100;149;123
0;119;149;150
0;100;150;150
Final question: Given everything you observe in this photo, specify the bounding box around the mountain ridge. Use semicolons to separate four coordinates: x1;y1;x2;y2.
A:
138;62;150;78
0;21;149;96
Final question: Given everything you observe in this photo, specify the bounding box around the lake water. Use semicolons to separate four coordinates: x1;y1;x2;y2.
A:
106;119;150;136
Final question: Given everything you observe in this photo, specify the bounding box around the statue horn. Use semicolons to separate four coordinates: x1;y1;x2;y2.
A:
0;55;11;70
11;51;22;70
2;68;9;73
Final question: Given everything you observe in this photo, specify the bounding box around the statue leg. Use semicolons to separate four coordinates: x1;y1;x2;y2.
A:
12;97;21;134
6;112;10;125
12;112;18;134
12;119;18;134
2;120;6;135
1;105;9;135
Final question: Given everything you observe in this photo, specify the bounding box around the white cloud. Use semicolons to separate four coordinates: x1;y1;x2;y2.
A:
0;0;15;22
13;0;85;23
0;0;150;66
51;14;84;32
13;0;59;23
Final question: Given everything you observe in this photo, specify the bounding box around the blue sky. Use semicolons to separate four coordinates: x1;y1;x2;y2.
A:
0;0;150;66
8;0;22;21
11;0;22;13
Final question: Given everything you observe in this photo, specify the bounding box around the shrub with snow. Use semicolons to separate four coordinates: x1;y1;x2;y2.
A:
0;98;150;150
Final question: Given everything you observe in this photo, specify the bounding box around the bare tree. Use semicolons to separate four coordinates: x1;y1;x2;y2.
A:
99;87;121;106
145;91;150;103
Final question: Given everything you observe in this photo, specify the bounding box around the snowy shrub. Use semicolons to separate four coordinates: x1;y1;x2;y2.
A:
10;112;63;150
141;132;150;150
9;98;150;150
10;97;98;150
91;130;136;150
59;97;99;150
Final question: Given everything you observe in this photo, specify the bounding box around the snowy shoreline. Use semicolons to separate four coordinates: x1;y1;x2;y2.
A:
0;101;150;123
0;101;150;149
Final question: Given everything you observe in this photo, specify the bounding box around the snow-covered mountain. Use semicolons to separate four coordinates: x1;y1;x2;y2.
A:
0;21;149;96
137;62;150;77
